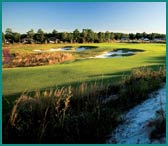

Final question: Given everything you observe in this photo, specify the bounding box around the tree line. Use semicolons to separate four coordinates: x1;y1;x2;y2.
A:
2;28;166;44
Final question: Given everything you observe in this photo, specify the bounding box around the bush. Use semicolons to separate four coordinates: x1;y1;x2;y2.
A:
117;66;166;110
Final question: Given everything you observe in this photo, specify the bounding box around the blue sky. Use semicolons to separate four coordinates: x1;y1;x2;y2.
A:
2;2;166;34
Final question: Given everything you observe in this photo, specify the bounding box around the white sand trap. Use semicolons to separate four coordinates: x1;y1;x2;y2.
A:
49;48;61;52
107;85;166;144
54;47;72;51
33;47;71;52
93;52;121;58
33;49;59;52
33;47;91;53
92;50;136;58
33;49;42;52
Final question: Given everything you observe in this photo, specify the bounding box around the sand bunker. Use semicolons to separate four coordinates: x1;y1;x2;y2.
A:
92;49;142;58
33;47;72;52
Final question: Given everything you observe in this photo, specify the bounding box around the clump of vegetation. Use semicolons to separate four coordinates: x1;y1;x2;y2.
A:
3;52;73;68
3;66;166;143
117;66;166;110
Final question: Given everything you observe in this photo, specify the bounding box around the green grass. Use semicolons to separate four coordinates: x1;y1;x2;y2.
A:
3;43;166;97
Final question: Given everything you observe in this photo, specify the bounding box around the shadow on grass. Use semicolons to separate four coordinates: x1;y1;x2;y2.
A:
78;46;98;49
87;64;164;78
113;48;144;52
145;56;166;64
2;64;165;116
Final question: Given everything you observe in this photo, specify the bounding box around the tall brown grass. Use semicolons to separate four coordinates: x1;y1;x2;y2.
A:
3;52;73;68
117;66;166;110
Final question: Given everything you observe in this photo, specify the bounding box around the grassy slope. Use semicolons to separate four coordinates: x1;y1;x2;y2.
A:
2;43;166;96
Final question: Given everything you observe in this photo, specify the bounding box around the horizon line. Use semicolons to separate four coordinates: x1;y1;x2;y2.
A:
2;28;166;34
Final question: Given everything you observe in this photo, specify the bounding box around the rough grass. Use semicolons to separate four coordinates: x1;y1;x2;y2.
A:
3;66;166;144
3;52;73;68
